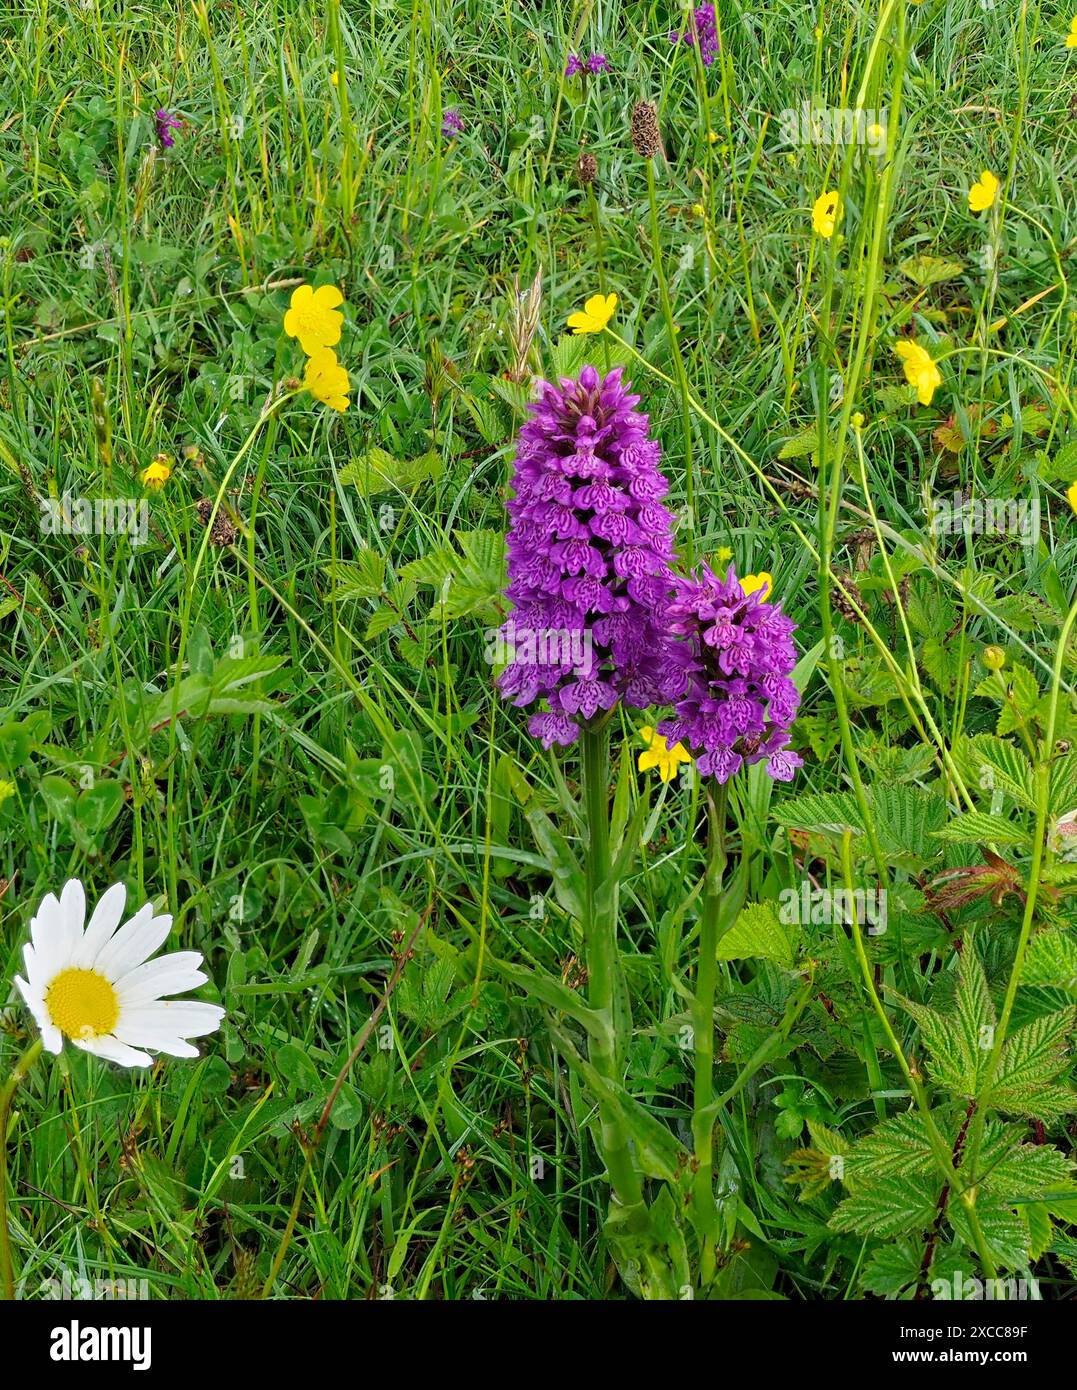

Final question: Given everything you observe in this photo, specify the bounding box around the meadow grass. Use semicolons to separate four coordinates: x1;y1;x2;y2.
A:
1;0;1076;1301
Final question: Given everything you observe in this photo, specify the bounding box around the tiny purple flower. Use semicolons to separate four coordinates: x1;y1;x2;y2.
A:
441;107;464;136
586;53;611;74
669;4;719;66
154;109;182;149
565;53;584;77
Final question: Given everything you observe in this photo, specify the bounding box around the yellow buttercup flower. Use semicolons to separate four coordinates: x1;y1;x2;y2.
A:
1066;15;1077;46
303;347;350;412
637;727;692;784
1067;480;1077;515
284;283;345;355
894;340;942;406
715;546;733;563
330;71;340;86
811;190;840;239
567;292;617;335
968;169;999;213
140;455;172;490
740;571;773;601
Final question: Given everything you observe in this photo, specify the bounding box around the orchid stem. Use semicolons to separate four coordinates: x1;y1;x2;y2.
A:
691;781;727;1288
581;720;643;1212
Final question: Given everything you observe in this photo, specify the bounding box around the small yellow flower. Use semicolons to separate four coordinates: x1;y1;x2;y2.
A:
567;292;617;336
1066;15;1077;46
303;347;350;412
707;130;718;144
691;203;705;218
894;340;942;406
1067;480;1077;515
330;70;340;86
637;727;692;784
284;283;345;355
740;571;773;601
140;455;172;490
715;546;733;564
968;169;999;213
851;411;865;430
811;190;840;239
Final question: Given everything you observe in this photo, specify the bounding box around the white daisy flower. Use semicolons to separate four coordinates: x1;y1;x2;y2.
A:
13;879;225;1068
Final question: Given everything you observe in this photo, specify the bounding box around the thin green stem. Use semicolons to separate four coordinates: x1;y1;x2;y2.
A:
0;1038;44;1301
580;721;642;1211
645;160;695;562
691;782;726;1287
964;592;1077;1184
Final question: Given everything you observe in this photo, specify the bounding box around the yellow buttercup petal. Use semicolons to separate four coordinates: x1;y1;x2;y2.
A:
894;340;941;406
740;571;773;601
811;190;840;238
284;282;345;355
312;284;344;310
304;348;351;412
968;169;999;213
567;292;617;335
637;728;692;784
1067;481;1077;516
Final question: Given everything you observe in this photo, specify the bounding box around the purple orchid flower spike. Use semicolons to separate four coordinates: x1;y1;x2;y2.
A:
658;564;803;782
154;109;183;149
497;366;690;749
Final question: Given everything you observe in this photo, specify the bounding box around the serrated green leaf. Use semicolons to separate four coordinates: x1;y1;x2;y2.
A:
990;1007;1075;1118
830;1174;938;1238
933;811;1029;846
717;901;797;968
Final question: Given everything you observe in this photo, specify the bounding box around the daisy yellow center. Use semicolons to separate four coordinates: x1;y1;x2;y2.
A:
45;968;119;1041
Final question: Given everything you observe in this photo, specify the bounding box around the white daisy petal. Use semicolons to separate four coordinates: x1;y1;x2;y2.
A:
73;1035;154;1068
94;908;172;980
119;1000;225;1038
15;976;62;1053
115;952;208;1006
112;1025;201;1059
73;882;128;967
59;878;87;946
29;892;65;980
22;941;40;988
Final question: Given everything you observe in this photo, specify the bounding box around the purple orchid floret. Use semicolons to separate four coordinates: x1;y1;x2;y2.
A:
567;52;610;77
497;366;690;749
669;4;718;66
441;107;464;136
658;565;803;783
154;109;182;149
